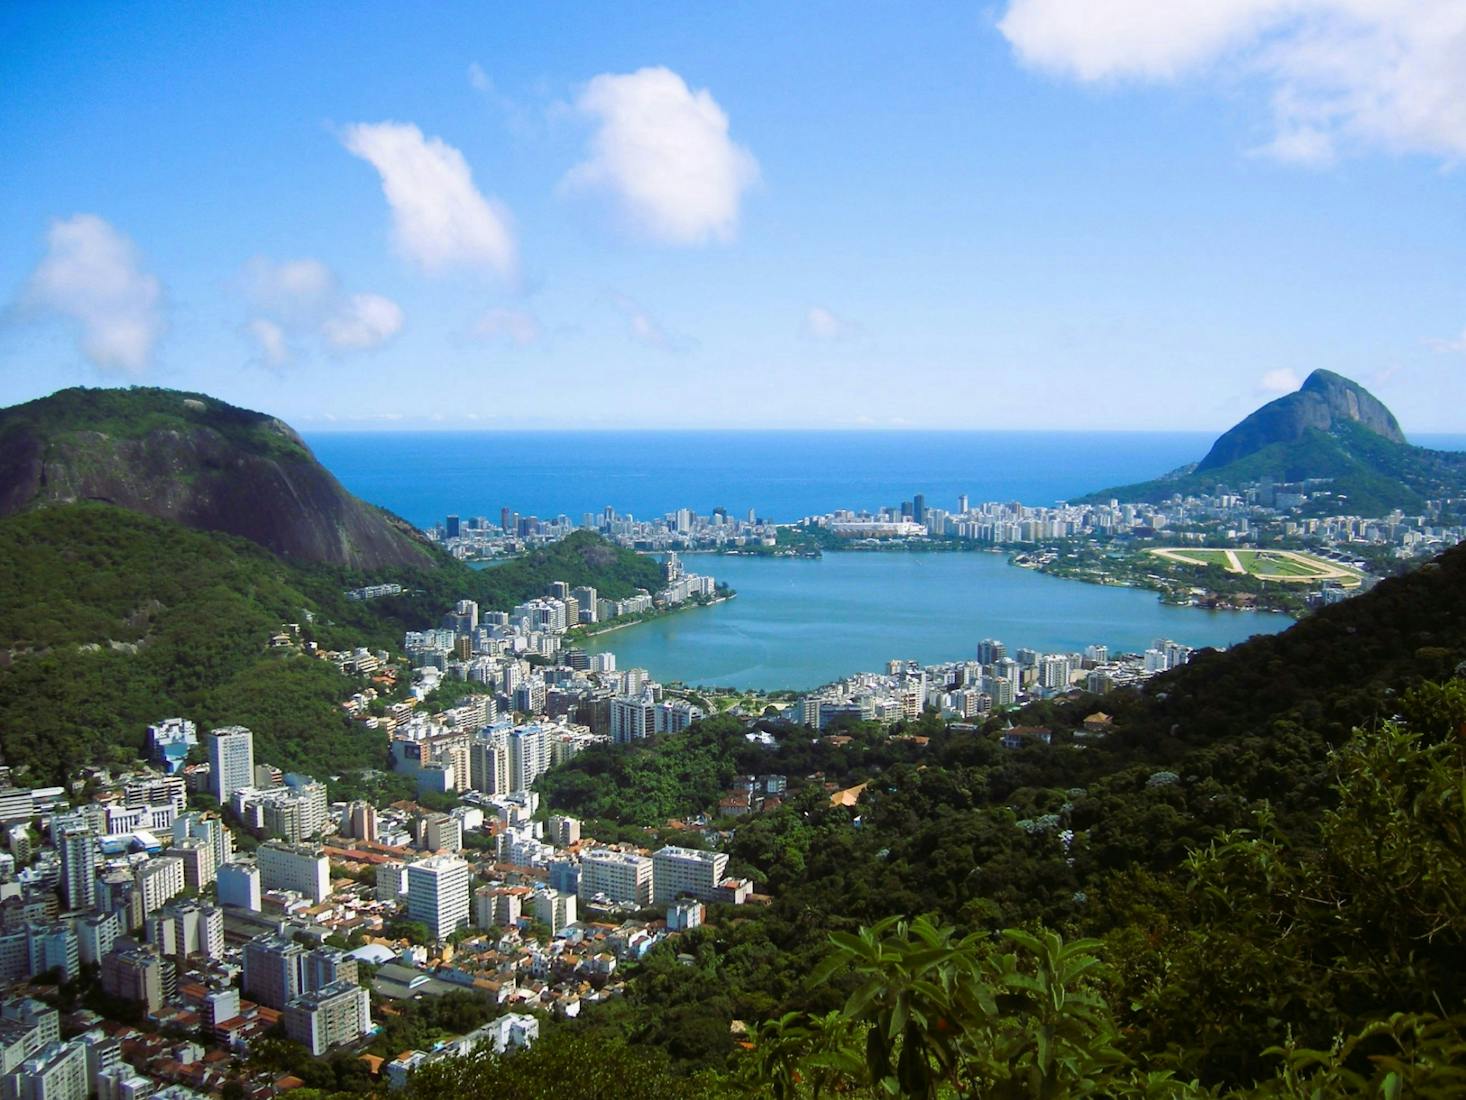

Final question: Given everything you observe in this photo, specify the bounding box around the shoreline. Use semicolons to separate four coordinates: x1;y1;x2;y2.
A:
567;593;736;641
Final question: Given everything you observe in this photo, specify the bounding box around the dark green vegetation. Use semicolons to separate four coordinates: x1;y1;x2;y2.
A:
1086;370;1466;514
403;1031;703;1100
0;503;662;783
0;504;379;782
346;528;666;645
524;537;1466;1095
0;386;434;568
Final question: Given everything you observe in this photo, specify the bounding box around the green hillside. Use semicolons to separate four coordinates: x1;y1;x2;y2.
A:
0;504;377;783
0;504;665;784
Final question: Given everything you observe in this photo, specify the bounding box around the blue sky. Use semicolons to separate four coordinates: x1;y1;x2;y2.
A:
2;2;1465;431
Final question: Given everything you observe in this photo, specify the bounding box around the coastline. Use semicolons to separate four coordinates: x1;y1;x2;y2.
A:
567;592;736;641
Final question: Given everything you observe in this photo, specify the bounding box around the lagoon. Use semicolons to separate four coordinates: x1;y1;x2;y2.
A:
581;551;1293;691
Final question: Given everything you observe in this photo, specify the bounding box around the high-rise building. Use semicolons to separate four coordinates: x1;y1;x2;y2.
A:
375;861;407;904
547;815;581;846
406;856;470;940
134;857;184;915
257;841;330;903
508;725;548;791
216;862;262;911
173;812;233;873
243;934;306;1008
421;813;462;854
445;515;461;539
470;733;511;796
57;826;97;912
207;727;255;802
570;586;597;623
284;980;372;1056
302;945;358;992
2;1037;88;1100
25;923;79;982
344;801;377;842
146;899;223;964
533;889;577;934
100;944;173;1014
652;846;729;905
976;639;1007;666
578;850;653;908
165;837;216;893
76;911;120;966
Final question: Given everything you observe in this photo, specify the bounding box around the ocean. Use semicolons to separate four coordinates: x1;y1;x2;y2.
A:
305;430;1219;528
307;430;1466;530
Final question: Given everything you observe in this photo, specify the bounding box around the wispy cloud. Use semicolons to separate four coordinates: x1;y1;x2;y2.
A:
609;292;691;352
802;305;856;342
342;121;517;276
242;256;402;362
1429;328;1466;354
18;214;164;373
321;293;404;351
473;306;541;347
562;67;759;245
1258;367;1302;394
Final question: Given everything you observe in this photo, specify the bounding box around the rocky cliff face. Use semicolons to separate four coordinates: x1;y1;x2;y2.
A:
1196;369;1405;472
0;387;435;570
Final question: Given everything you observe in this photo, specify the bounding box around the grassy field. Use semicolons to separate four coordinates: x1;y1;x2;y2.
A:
1149;547;1362;586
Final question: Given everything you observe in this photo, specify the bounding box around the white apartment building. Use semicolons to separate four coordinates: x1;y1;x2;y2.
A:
216;862;262;910
146;899;224;963
257;841;330;903
134;856;185;915
652;846;729;905
532;889;577;934
406;856;470;940
578;849;653;908
207;726;255;802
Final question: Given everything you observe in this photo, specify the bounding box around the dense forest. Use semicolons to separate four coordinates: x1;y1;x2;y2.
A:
0;504;663;783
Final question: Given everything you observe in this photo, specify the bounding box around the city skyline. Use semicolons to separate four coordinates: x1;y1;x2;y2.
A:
3;4;1465;431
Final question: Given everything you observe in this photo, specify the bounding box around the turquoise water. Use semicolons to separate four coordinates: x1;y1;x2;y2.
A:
582;551;1293;691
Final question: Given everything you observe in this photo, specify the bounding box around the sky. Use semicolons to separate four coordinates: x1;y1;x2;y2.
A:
2;2;1466;432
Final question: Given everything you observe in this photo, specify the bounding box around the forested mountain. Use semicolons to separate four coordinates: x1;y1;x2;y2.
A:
1085;370;1466;513
0;386;435;569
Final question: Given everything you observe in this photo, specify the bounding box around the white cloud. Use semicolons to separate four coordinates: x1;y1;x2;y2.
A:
20;214;163;373
474;307;541;347
803;306;848;341
242;256;402;360
321;293;404;351
1259;367;1302;393
563;67;759;245
609;292;687;351
247;318;290;366
243;257;336;323
997;1;1466;163
342;121;517;276
468;62;492;94
1429;328;1466;354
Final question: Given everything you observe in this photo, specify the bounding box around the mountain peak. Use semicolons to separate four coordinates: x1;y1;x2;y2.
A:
1196;370;1405;473
0;385;435;570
